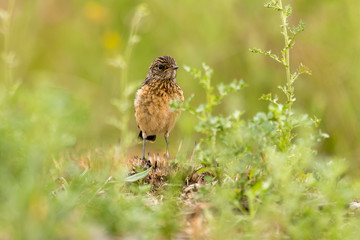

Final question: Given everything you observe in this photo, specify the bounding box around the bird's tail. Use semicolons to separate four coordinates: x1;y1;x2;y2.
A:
138;131;156;142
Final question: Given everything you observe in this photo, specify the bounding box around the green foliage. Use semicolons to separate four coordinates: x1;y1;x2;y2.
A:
171;63;245;177
173;63;245;145
171;1;360;239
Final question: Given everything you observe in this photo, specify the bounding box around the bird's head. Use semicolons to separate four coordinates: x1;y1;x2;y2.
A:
147;56;178;81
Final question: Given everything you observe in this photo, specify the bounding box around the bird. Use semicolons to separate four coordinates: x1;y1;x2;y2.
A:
134;56;184;166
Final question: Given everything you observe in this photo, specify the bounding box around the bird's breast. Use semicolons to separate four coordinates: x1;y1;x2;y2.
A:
134;80;184;136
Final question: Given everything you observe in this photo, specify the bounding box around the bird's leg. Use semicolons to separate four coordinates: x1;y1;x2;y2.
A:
165;136;171;159
142;137;151;167
142;137;146;161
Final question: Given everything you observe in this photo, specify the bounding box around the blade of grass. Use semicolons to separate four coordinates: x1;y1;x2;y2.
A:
125;167;152;182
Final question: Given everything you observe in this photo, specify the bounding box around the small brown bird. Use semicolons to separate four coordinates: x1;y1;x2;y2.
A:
134;56;184;165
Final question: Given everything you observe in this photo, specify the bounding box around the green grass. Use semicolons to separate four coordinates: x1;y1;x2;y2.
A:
0;0;360;239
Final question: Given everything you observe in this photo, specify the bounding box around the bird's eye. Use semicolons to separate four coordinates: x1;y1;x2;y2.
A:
158;65;164;70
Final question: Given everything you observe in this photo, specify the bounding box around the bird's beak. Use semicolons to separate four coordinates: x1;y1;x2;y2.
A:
170;65;178;70
164;65;178;72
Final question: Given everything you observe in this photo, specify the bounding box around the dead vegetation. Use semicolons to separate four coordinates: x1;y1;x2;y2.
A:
127;153;213;239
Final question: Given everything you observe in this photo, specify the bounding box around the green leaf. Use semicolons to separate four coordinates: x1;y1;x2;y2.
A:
196;104;206;113
217;83;226;96
250;48;282;64
232;110;241;119
284;5;292;17
183;65;191;72
264;0;282;11
125;167;152;182
259;93;272;101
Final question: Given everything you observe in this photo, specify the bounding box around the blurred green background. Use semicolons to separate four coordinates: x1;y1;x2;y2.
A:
1;0;359;166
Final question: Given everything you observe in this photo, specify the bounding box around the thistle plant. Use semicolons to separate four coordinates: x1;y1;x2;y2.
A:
250;0;312;150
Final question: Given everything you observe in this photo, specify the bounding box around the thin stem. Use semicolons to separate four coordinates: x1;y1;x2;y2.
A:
3;0;15;87
113;5;147;156
120;5;146;95
279;0;292;111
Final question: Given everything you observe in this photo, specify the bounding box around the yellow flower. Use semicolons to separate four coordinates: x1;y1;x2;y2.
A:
102;31;122;50
83;1;107;24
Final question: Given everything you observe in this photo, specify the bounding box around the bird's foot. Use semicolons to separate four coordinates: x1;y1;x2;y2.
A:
141;157;152;168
